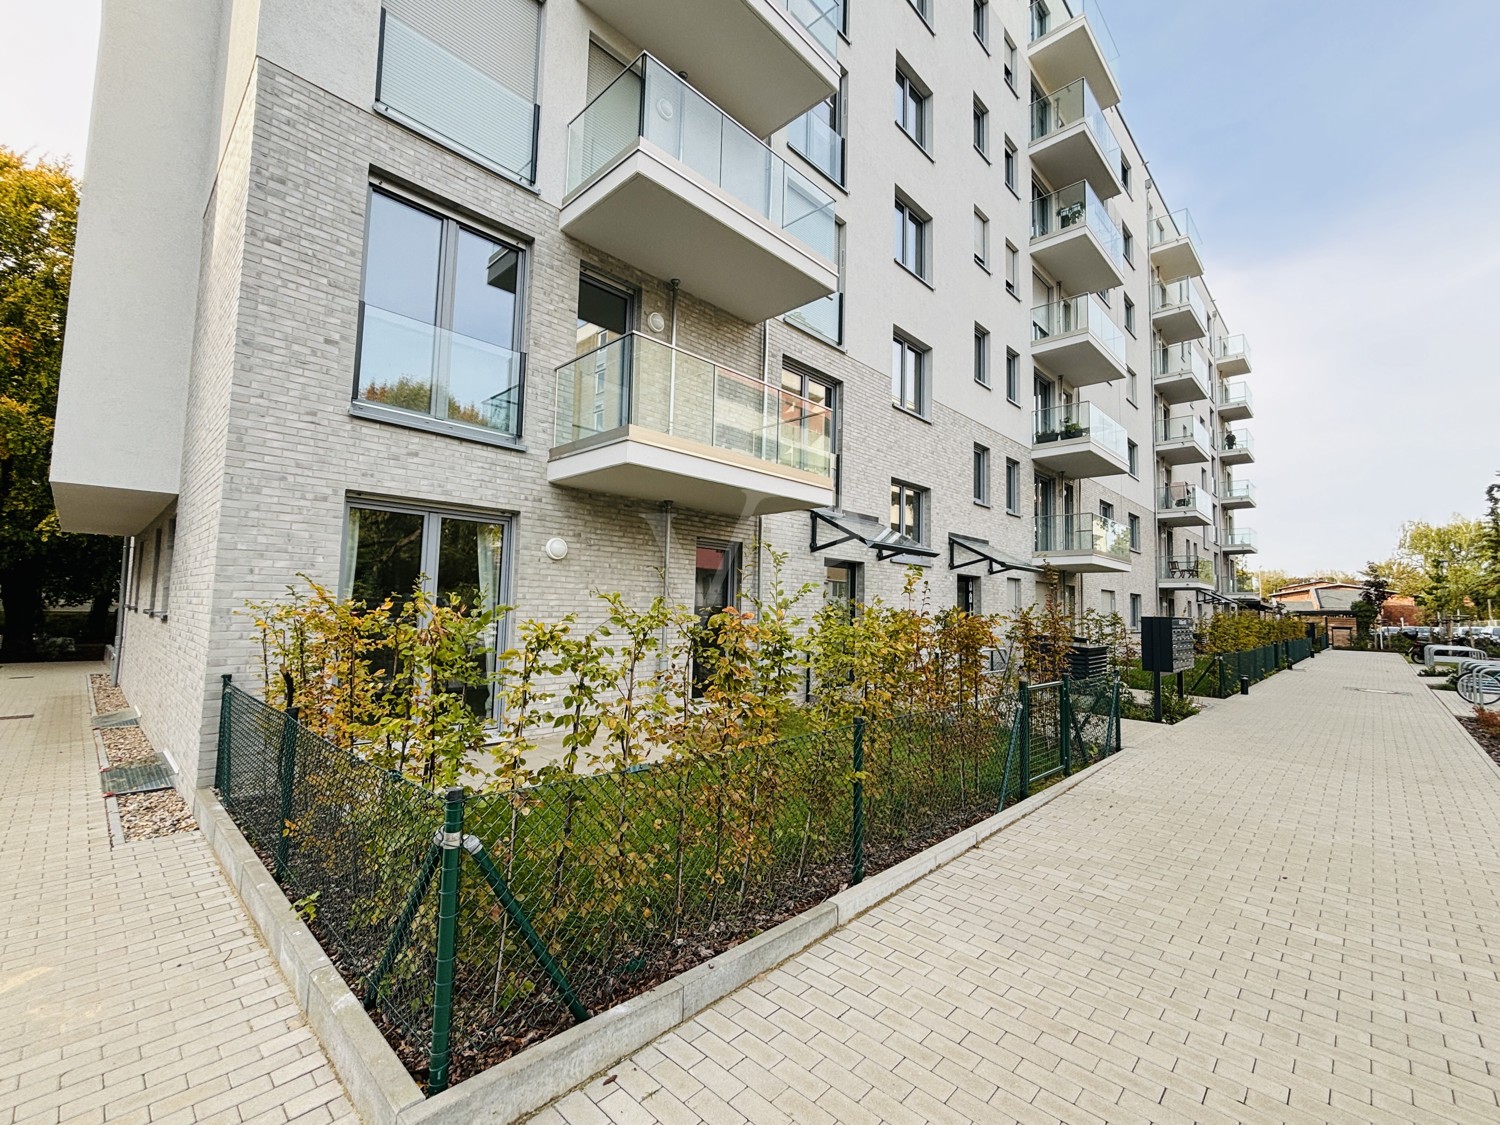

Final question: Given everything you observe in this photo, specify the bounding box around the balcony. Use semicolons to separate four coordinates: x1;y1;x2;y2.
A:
787;106;844;184
1152;342;1211;405
1027;0;1121;110
1155;415;1212;465
1030;181;1124;294
576;0;839;136
563;55;838;324
1029;79;1122;199
1159;555;1215;591
1219;427;1255;465
1147;209;1204;281
1224;572;1261;600
1220;479;1256;509
1212;333;1252;377
1031;295;1126;387
1157;483;1213;528
1150;278;1207;345
550;333;835;515
784;290;842;345
1032;403;1129;478
1033;513;1131;574
1223;528;1259;554
1218;379;1253;421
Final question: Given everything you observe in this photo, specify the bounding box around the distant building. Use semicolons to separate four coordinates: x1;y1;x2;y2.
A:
1269;582;1362;647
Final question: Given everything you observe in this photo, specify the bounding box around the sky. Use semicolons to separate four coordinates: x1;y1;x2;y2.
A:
1;0;1497;575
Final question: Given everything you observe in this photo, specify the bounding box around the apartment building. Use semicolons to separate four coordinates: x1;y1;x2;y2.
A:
52;0;1261;788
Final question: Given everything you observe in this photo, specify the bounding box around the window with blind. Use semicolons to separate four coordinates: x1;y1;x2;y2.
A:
377;0;542;183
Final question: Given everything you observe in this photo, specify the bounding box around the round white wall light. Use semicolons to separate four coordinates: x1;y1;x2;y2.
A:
647;311;666;334
544;536;569;561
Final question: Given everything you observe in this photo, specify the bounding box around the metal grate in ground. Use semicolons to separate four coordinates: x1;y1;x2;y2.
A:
100;757;174;795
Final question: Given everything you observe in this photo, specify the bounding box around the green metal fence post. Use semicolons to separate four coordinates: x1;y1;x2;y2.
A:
464;838;590;1024
1018;682;1032;799
1112;678;1122;754
1217;656;1227;698
427;787;465;1096
274;706;299;882
851;717;866;886
216;674;232;798
1059;679;1073;775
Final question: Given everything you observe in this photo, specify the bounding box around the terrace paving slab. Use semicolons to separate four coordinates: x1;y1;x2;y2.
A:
528;651;1500;1124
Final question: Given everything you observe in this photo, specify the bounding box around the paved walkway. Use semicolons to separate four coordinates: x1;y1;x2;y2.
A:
0;664;356;1125
533;652;1500;1124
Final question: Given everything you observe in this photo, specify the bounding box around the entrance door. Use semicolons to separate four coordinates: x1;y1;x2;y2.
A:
1035;474;1056;551
574;275;632;434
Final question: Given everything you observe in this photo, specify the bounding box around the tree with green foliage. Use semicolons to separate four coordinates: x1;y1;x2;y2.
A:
1398;516;1487;627
0;148;119;659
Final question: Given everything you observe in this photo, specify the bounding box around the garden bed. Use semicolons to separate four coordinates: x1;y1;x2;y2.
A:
89;673;195;842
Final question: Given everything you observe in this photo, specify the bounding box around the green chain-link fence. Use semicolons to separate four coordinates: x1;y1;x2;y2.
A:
215;675;1115;1092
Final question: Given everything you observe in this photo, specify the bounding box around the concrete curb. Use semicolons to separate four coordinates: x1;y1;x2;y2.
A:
190;750;1128;1125
414;751;1128;1124
189;787;425;1125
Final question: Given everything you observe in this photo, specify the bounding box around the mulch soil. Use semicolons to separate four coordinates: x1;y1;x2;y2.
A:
89;673;129;714
100;726;158;766
1461;714;1500;766
90;673;197;842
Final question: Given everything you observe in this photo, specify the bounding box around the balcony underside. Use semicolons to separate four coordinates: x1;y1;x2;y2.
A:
1030;227;1124;294
1032;334;1125;387
578;0;837;136
1223;542;1259;555
1032;436;1128;479
1151;304;1207;345
1219;399;1253;422
1159;575;1213;591
1032;550;1130;575
1029;125;1122;200
1220;447;1254;466
1154;371;1209;405
1220;493;1256;510
1149;236;1204;282
52;480;176;536
1216;352;1251;378
1226;589;1261;601
1155;438;1211;466
561;143;837;324
1157;505;1212;529
548;425;834;515
1028;18;1121;109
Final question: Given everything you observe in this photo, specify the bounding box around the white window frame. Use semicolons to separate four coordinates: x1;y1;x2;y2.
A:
974;209;990;269
974;325;991;387
892;333;928;415
973;444;991;506
895;65;930;150
894;195;930;280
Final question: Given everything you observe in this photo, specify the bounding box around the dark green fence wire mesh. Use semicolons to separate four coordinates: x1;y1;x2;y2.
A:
215;676;1117;1091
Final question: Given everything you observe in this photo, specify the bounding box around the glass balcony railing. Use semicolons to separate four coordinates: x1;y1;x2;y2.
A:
377;12;539;184
785;0;842;55
1029;78;1119;167
1156;415;1211;449
1028;0;1119;62
1152;277;1206;320
785;291;843;345
1224;528;1258;551
787;107;844;184
1035;512;1130;560
554;333;834;477
1221;479;1255;504
1148;208;1201;250
1220;427;1254;456
1224;572;1259;595
1160;556;1215;584
1031;180;1122;263
1219;379;1253;413
355;304;524;438
1213;333;1251;366
1031;294;1125;363
1153;342;1211;388
1158;483;1211;518
1032;402;1128;460
566;54;837;260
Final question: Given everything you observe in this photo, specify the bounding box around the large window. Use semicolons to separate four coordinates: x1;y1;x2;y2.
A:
342;501;510;717
1128;513;1142;552
973;444;991;506
973;0;989;46
356;189;526;442
376;0;542;183
790;74;845;185
890;480;928;543
783;362;841;502
1005;457;1020;513
895;66;929;149
892;334;928;414
894;196;929;279
1005;348;1020;403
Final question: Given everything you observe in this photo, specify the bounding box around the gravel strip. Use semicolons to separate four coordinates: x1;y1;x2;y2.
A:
117;789;197;841
100;726;158;766
90;673;129;715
